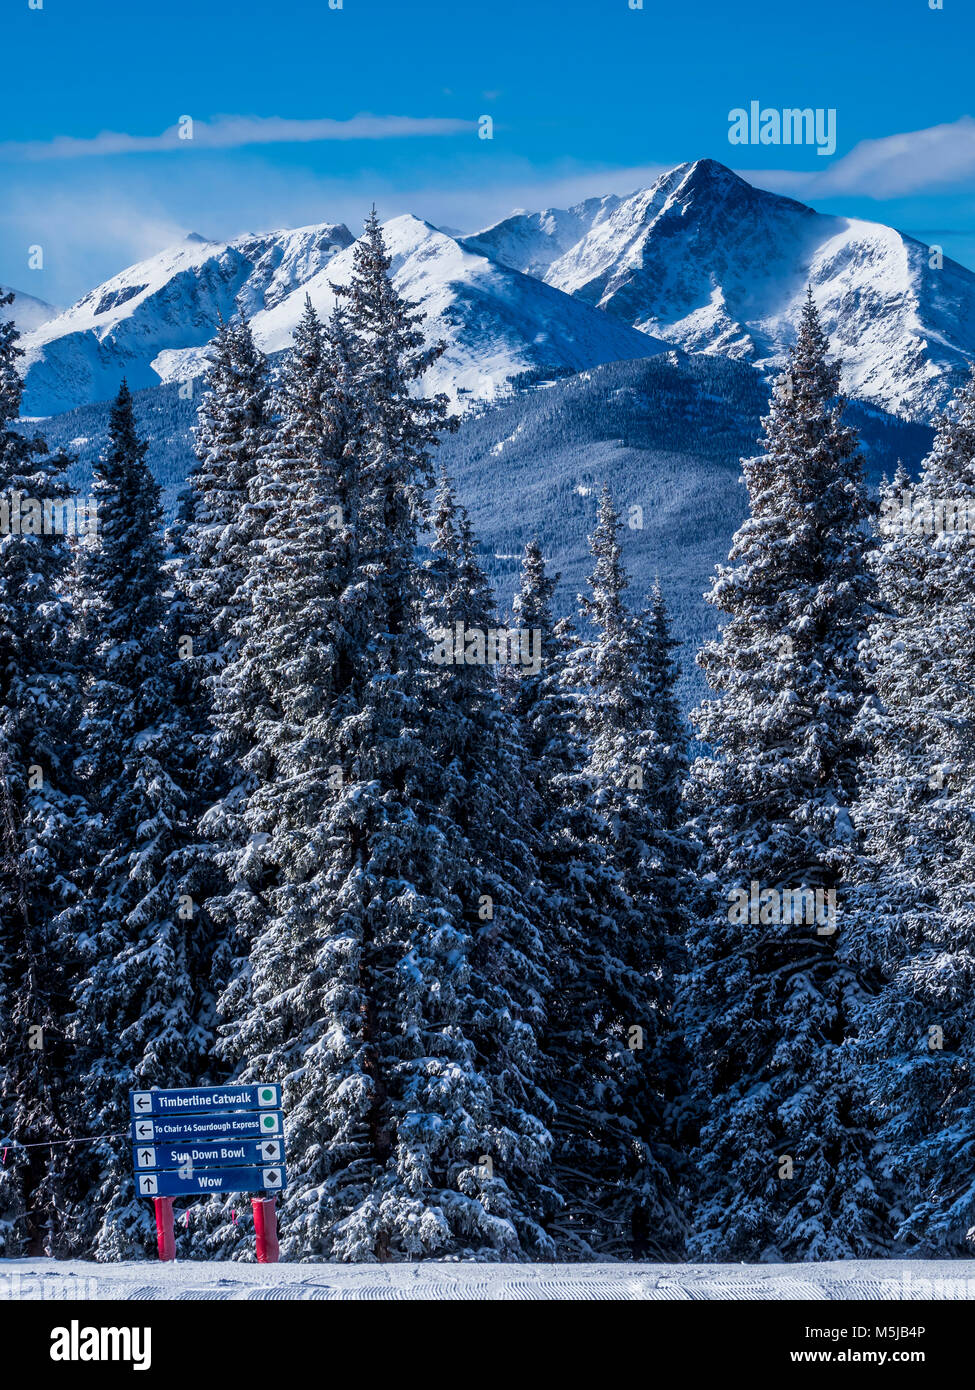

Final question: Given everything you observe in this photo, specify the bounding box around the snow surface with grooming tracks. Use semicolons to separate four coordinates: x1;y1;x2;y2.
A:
3;1260;975;1301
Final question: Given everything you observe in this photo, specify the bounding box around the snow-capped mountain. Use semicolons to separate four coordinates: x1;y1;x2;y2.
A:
19;224;354;416
16;162;975;422
464;159;975;422
1;284;60;336
249;215;666;408
20;215;665;416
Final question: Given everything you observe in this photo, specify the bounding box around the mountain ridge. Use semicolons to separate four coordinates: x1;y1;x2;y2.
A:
12;159;975;424
19;223;354;415
463;158;975;422
1;284;61;337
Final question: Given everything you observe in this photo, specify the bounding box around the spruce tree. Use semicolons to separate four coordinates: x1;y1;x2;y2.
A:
70;381;211;1259
176;315;273;678
172;315;276;1006
639;581;688;836
196;297;373;1259
684;291;883;1261
424;477;557;1255
0;293;85;1257
315;216;519;1260
851;367;975;1254
509;538;579;803
539;489;684;1258
207;227;545;1261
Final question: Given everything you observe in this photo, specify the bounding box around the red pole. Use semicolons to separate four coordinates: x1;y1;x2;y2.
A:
154;1196;175;1262
252;1197;279;1263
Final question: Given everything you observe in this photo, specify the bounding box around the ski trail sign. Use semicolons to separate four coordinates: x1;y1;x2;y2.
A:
136;1165;285;1197
131;1110;283;1144
129;1084;287;1198
129;1084;280;1117
133;1139;284;1169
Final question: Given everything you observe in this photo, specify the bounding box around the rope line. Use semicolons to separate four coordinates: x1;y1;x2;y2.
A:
1;1130;127;1152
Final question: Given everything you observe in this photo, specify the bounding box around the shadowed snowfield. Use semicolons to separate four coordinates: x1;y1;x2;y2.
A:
3;1260;975;1300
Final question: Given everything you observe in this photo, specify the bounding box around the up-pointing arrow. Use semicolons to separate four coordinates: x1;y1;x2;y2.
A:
140;1150;152;1163
140;1175;157;1194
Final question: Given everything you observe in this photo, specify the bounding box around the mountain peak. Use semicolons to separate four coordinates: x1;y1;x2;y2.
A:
667;158;749;200
684;157;741;180
452;164;975;422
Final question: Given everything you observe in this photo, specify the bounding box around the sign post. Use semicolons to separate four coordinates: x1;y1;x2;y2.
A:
252;1197;279;1264
154;1196;175;1262
130;1084;286;1262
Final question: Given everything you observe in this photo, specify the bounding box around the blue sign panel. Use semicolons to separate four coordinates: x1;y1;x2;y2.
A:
131;1110;283;1145
133;1138;284;1170
135;1164;286;1198
129;1084;281;1117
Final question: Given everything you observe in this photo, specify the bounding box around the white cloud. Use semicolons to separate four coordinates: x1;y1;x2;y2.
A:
5;117;974;304
739;117;975;200
0;113;473;160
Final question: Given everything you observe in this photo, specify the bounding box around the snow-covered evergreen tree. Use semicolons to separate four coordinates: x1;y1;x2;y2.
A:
207;222;550;1261
639;580;688;836
538;488;685;1258
171;315;276;1005
0;293;86;1257
684;291;884;1261
176;315;273;678
423;476;557;1255
192;296;373;1258
850;366;975;1253
70;381;212;1259
509;537;579;805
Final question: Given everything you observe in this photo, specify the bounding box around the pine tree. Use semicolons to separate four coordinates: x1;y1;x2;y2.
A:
684;291;884;1261
177;315;273;677
509;537;579;804
540;488;684;1258
315;215;513;1261
0;293;86;1257
172;315;276;1005
423;477;557;1255
70;382;211;1259
194;297;374;1259
207;227;545;1260
639;581;688;835
851;367;975;1254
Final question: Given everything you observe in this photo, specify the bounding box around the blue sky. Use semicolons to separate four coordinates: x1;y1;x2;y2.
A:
3;0;975;303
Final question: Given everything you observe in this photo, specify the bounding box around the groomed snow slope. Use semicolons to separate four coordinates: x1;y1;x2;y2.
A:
4;1259;975;1300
